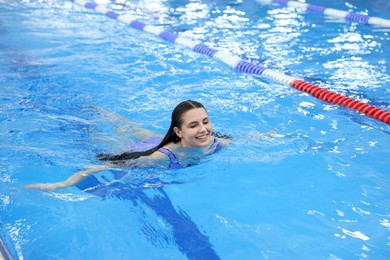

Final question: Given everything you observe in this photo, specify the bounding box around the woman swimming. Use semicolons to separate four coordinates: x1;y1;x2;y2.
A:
25;100;231;191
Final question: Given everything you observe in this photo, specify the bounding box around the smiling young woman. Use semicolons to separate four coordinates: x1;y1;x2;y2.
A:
173;107;213;147
25;100;231;191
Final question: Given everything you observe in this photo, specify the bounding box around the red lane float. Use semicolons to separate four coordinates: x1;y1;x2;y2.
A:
291;80;390;125
70;0;390;126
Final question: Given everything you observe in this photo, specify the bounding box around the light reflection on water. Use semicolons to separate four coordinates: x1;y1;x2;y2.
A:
1;0;389;259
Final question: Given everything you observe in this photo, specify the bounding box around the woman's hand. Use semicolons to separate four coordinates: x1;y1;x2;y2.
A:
25;165;112;191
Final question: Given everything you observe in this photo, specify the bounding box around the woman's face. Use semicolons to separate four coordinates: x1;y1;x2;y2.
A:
174;107;213;147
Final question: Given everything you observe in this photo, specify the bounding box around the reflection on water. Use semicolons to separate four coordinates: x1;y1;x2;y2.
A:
1;0;389;258
76;173;221;259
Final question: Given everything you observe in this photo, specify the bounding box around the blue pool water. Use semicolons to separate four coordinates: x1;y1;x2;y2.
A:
1;0;390;259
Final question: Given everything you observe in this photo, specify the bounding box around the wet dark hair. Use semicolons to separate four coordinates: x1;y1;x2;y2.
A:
97;100;206;162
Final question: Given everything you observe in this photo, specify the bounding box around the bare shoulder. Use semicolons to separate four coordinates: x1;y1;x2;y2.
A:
146;149;170;168
158;142;177;150
149;150;168;159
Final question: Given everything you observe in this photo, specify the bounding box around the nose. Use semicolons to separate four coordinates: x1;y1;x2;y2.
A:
199;123;207;133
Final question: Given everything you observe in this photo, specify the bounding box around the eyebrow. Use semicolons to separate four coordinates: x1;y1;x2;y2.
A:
186;117;209;125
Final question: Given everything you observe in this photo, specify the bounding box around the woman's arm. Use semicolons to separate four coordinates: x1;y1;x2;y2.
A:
216;130;283;147
247;130;284;139
25;152;169;191
217;137;232;147
25;164;112;191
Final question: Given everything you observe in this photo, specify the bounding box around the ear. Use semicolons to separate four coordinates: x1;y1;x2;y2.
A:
173;127;182;138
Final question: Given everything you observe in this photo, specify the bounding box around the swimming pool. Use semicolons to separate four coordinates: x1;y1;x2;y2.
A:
1;0;389;258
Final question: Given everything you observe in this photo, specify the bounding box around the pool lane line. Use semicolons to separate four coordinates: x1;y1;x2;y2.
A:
68;0;390;125
256;0;390;28
0;236;12;260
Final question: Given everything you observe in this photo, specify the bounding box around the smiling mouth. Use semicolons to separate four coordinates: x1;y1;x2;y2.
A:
196;133;210;140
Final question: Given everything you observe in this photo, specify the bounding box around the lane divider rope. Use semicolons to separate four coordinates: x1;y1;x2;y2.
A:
257;0;390;28
68;0;390;125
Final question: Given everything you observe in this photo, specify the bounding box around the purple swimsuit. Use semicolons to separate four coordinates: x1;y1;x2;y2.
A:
158;137;223;169
130;137;223;169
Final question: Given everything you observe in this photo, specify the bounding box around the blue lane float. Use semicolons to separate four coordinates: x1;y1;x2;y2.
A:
68;0;296;88
257;0;390;28
68;0;390;125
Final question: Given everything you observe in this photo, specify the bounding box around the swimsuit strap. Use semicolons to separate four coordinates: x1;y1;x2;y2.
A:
158;147;182;169
213;137;223;153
